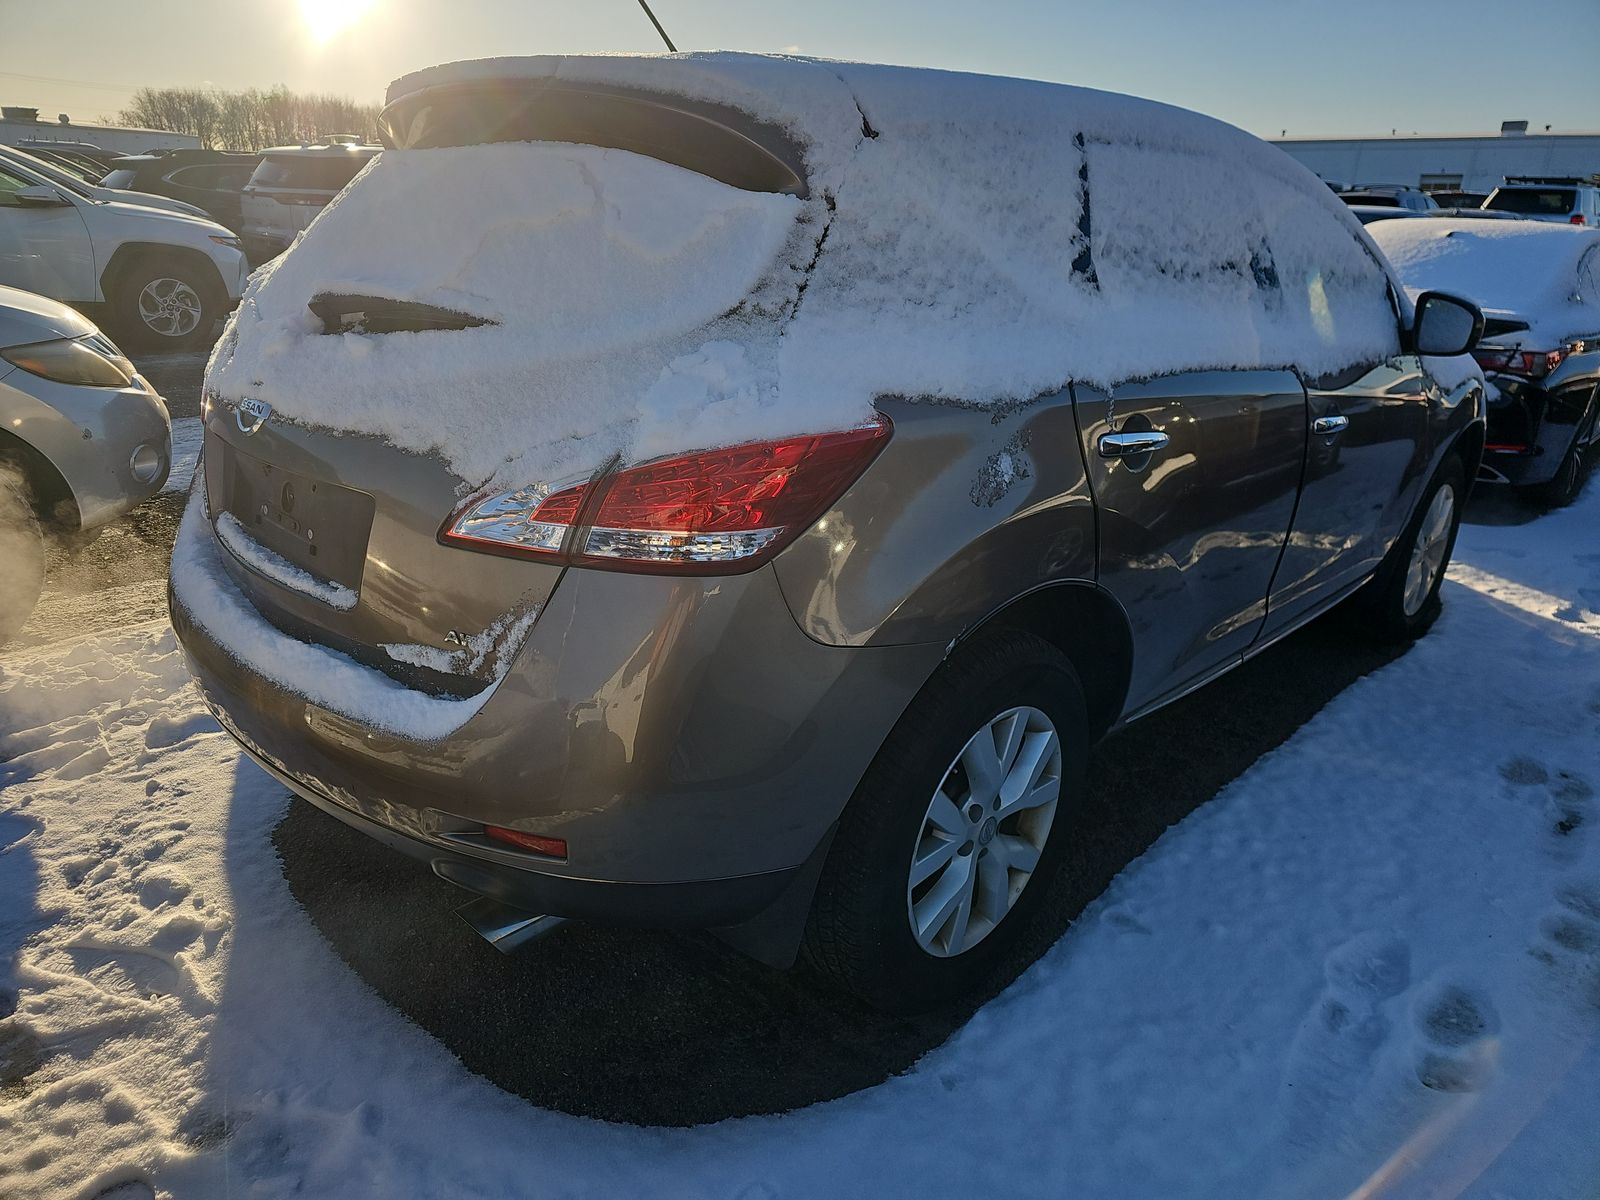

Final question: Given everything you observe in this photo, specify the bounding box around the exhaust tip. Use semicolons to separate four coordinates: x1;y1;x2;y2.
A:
453;894;568;954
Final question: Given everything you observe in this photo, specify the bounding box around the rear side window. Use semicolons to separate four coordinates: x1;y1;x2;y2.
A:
381;82;807;197
100;168;136;189
250;154;372;191
167;163;254;189
1486;188;1576;215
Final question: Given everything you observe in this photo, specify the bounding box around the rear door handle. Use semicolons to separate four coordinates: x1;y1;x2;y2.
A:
1312;414;1350;436
1098;430;1171;458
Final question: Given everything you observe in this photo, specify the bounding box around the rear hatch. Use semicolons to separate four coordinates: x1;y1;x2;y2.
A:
203;79;813;693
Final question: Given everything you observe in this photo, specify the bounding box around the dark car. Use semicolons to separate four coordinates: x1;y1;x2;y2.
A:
100;149;262;235
1371;217;1600;506
172;55;1487;1012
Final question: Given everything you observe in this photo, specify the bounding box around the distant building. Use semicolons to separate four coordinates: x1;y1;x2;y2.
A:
0;106;199;157
1271;122;1600;194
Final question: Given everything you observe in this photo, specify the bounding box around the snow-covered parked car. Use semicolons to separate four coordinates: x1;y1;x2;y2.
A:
171;54;1486;1012
1371;217;1600;506
0;283;171;640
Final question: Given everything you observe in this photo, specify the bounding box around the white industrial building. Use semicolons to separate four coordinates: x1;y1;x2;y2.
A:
0;106;198;156
1272;123;1600;195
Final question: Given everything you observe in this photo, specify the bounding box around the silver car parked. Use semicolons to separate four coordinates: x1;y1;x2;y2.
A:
0;284;171;640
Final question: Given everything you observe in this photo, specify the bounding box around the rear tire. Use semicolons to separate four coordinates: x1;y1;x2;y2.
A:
1350;455;1466;645
0;466;46;644
803;630;1089;1013
109;255;222;352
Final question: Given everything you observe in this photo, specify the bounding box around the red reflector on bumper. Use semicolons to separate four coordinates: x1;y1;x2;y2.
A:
484;825;568;859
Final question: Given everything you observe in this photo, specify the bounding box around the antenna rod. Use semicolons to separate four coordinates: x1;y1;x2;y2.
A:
636;0;677;52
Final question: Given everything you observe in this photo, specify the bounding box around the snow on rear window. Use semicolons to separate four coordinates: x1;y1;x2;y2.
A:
1369;218;1600;346
209;53;1401;492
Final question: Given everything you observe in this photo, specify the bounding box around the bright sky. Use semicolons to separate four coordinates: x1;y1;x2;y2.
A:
4;0;1597;139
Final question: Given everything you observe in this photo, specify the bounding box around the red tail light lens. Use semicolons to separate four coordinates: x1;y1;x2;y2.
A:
1470;347;1567;379
484;825;568;859
1570;215;1587;226
441;418;891;574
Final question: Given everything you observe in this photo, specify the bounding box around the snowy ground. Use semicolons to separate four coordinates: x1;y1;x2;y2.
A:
2;481;1599;1198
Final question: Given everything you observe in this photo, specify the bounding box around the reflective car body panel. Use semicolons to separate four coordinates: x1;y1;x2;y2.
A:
1073;371;1305;714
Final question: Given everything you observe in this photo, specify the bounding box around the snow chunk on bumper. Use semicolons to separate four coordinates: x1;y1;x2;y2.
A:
171;492;497;741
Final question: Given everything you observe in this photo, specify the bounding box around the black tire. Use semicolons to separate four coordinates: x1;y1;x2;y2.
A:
803;629;1089;1013
1520;388;1597;510
1351;455;1466;644
108;255;222;352
0;465;46;644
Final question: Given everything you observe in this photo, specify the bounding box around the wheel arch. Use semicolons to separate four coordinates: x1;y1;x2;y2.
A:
100;242;227;309
951;581;1133;742
0;427;81;531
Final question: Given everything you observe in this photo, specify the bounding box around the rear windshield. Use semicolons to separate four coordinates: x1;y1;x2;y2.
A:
1486;188;1576;215
1342;194;1399;207
100;168;136;189
381;81;808;197
250;153;372;191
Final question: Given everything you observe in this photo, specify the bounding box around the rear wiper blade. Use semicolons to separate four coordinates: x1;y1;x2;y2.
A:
309;292;496;335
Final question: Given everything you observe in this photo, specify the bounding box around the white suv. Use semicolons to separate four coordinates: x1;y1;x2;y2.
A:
239;143;379;262
1483;177;1600;226
0;152;248;350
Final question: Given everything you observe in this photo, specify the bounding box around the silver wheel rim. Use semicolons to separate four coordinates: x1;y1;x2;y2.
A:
137;277;204;337
1403;483;1455;617
907;705;1062;958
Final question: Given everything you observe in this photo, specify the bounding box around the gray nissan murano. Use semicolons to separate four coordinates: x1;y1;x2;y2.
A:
172;55;1487;1012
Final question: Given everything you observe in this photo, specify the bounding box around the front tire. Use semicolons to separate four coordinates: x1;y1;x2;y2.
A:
803;630;1088;1012
1352;455;1465;644
109;256;222;352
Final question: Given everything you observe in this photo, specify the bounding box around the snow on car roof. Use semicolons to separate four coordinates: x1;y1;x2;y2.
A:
210;52;1401;491
1369;218;1600;345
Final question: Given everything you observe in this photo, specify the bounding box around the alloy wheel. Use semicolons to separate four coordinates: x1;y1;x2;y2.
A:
137;277;204;338
907;705;1062;958
1402;483;1455;617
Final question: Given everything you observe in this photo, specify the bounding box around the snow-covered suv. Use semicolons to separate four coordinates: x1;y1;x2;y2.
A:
0;151;248;350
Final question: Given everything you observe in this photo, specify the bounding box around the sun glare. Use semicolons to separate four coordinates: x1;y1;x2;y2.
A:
299;0;375;45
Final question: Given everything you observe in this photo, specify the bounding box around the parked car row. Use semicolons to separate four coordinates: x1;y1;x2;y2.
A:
1337;176;1600;227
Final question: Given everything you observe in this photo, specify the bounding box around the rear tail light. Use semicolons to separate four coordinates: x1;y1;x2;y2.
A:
1571;215;1587;226
1470;347;1568;379
441;418;891;574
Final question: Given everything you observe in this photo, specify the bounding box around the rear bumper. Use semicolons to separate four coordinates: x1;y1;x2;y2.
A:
169;499;943;924
231;720;802;927
1480;378;1592;487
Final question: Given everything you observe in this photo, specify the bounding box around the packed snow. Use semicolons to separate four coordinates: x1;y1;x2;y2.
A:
213;514;356;611
5;481;1599;1197
169;492;497;740
1370;218;1600;346
207;53;1401;492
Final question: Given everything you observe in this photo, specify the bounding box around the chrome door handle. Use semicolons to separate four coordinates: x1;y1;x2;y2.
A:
1098;430;1170;458
1312;414;1350;436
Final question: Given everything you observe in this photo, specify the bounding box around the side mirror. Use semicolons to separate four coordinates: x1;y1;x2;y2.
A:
1411;291;1483;356
14;184;70;209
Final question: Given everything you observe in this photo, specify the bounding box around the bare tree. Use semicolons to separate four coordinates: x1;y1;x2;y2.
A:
119;85;381;151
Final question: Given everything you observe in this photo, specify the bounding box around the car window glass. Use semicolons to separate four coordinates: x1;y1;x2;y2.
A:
1486;188;1576;215
250;154;372;190
101;168;136;189
0;166;34;207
